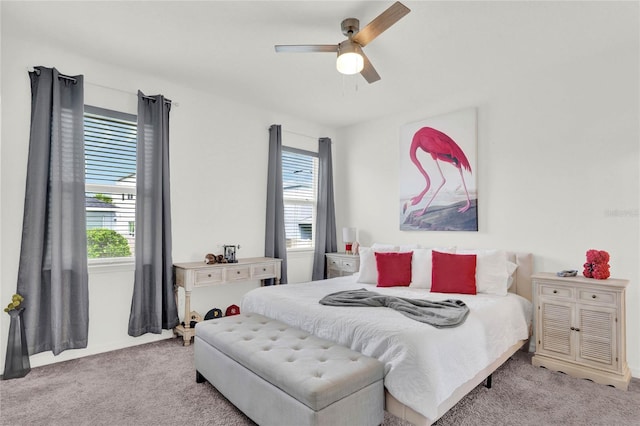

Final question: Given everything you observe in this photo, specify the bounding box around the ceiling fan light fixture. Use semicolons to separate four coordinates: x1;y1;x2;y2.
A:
336;41;364;75
275;2;410;83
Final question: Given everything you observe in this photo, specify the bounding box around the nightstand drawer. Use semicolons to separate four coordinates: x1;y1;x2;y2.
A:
325;253;360;279
341;259;358;272
328;258;358;272
327;257;342;269
539;284;573;300
578;289;616;306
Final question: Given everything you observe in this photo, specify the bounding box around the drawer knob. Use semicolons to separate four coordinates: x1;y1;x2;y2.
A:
208;274;211;278
237;271;241;274
553;290;558;294
592;294;597;299
263;268;267;272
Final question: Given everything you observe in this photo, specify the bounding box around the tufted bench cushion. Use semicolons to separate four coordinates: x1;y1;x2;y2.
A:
194;313;384;426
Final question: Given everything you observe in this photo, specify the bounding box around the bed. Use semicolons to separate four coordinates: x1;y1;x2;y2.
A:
240;251;533;425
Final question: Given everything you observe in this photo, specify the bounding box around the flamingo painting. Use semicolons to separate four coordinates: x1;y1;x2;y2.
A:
403;126;473;217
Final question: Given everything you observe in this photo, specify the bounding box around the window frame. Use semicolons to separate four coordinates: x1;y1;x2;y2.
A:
282;146;319;252
84;105;137;266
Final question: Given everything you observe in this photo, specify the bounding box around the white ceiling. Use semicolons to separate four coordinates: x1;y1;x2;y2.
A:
2;1;637;128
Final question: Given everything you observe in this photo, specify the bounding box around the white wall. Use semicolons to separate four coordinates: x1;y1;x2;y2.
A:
333;39;639;376
0;32;329;368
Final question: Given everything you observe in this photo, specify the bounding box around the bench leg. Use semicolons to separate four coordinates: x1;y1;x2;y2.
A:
196;370;207;384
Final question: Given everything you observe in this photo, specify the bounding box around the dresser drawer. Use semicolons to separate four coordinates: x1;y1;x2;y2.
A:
539;284;574;300
194;269;224;286
251;262;277;279
578;289;616;306
226;266;251;281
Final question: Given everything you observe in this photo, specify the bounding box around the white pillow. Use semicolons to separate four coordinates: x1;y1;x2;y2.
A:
357;246;396;284
371;243;398;250
370;243;421;252
409;247;455;289
506;261;518;289
457;249;515;296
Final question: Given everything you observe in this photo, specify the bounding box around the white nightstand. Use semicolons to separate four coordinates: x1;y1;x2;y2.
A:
325;253;360;279
531;272;630;390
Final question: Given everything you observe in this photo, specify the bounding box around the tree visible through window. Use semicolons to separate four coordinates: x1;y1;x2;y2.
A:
84;105;137;259
282;148;318;250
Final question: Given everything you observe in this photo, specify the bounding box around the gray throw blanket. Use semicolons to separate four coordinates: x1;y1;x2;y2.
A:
319;288;470;328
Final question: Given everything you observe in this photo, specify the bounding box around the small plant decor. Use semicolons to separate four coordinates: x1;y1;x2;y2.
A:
4;294;24;313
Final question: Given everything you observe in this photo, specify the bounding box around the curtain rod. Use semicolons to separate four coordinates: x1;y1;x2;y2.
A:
282;129;327;141
28;68;178;106
86;80;176;106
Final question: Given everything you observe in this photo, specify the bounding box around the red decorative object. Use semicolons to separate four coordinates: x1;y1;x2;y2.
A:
583;249;610;280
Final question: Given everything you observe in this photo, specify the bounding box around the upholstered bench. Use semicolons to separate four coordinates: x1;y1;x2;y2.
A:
194;313;384;426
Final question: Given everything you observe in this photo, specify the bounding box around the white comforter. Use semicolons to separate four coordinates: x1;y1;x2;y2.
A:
240;276;532;420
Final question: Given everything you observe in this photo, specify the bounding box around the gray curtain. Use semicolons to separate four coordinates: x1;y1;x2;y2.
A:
16;66;88;355
312;138;337;280
265;124;288;284
128;91;178;336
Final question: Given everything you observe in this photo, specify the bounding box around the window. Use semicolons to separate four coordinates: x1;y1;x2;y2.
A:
84;105;137;259
282;147;318;250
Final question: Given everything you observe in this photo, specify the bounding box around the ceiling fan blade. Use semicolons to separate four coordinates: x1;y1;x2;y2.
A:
275;45;338;53
360;50;381;84
352;1;411;47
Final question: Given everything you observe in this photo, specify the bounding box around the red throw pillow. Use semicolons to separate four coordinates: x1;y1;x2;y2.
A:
431;251;477;294
375;252;413;287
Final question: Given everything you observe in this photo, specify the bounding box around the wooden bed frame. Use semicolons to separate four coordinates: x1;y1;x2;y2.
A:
384;252;534;425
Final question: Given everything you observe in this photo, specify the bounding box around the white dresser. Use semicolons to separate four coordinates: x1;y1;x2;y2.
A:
531;272;630;390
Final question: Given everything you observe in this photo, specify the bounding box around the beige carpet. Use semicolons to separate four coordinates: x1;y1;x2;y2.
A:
1;338;638;425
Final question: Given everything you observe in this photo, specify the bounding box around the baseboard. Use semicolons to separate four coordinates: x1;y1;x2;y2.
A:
28;331;175;368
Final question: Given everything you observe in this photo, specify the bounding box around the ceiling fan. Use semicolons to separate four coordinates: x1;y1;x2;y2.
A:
275;1;411;84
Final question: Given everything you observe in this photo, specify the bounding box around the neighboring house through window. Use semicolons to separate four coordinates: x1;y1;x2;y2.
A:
282;147;318;250
84;105;137;259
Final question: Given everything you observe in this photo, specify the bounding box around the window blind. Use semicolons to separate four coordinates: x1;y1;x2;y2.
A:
282;148;318;250
84;106;137;259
